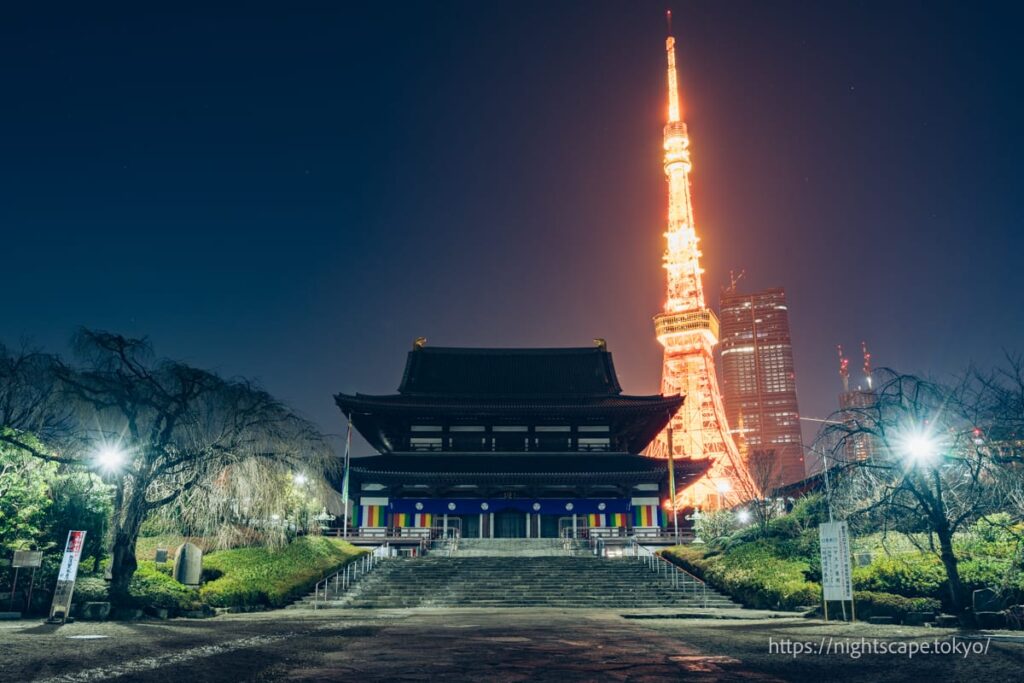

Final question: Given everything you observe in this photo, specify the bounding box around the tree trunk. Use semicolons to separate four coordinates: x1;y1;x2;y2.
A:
108;494;146;605
935;520;968;617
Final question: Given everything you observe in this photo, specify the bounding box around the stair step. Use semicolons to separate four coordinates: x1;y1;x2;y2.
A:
291;553;740;611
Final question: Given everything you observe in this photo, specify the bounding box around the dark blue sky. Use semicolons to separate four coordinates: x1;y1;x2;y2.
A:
3;2;1023;454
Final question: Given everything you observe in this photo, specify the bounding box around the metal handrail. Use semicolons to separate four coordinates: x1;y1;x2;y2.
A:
312;542;390;609
432;528;460;557
628;539;708;608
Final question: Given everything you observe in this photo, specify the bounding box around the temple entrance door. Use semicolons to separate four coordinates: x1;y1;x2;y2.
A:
494;510;526;538
454;515;478;539
540;515;560;538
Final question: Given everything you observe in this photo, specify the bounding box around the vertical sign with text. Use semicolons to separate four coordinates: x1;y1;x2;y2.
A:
818;521;853;601
47;530;87;623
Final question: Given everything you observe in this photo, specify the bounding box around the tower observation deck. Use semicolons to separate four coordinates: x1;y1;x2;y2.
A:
648;18;743;509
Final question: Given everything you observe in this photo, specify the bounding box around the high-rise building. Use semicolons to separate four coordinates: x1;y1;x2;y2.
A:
648;16;742;509
834;343;881;465
719;288;804;485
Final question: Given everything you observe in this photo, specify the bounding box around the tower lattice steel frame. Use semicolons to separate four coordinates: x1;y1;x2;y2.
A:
647;23;743;509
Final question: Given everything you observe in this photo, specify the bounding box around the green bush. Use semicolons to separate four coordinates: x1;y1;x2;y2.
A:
129;562;201;610
853;554;946;599
694;509;739;544
663;541;820;611
767;495;827;539
200;537;363;608
853;591;940;622
72;577;110;604
71;563;200;612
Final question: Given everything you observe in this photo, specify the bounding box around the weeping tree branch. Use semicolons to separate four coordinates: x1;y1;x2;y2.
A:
2;330;339;604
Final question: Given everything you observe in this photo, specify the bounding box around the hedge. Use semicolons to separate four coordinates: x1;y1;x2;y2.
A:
200;537;363;608
72;562;201;612
71;538;362;613
663;542;820;611
852;591;940;621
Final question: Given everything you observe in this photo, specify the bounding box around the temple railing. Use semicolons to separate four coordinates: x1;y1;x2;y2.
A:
311;543;391;609
626;538;707;608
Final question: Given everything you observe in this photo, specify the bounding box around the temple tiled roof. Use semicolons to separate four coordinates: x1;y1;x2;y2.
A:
397;346;622;397
335;344;684;454
335;393;682;413
348;452;709;486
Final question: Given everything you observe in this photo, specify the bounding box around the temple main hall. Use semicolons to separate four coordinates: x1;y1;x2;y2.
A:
335;342;706;540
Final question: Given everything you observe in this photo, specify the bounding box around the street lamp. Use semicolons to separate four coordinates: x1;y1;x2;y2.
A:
95;445;126;472
897;428;938;464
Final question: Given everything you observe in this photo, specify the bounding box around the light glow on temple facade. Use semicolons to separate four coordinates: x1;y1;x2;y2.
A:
648;19;743;509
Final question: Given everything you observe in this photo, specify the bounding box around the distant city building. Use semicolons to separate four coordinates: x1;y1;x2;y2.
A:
833;343;881;465
836;389;881;462
719;287;805;485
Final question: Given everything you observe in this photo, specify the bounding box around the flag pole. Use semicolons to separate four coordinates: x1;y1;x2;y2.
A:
668;421;679;543
341;417;352;538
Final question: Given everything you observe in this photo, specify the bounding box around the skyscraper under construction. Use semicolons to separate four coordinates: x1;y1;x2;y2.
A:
719;287;805;486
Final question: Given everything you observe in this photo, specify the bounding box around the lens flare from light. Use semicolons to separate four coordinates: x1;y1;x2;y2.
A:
898;429;939;463
96;445;126;472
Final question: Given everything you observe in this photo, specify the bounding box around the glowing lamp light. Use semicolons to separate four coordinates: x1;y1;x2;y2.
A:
293;473;308;486
736;509;751;524
898;429;939;463
715;480;732;494
96;445;126;472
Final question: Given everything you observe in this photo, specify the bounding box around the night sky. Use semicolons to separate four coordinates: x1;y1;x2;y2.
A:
3;2;1023;454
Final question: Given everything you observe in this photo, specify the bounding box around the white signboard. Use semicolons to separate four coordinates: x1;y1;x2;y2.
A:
818;521;853;601
12;550;43;568
47;530;87;623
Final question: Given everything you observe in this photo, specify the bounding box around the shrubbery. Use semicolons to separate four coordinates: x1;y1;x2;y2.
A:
851;592;940;621
72;562;201;612
666;498;1023;615
663;542;820;611
200;537;363;608
69;538;362;615
853;555;946;599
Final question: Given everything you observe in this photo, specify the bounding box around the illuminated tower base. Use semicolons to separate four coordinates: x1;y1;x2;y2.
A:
650;310;741;509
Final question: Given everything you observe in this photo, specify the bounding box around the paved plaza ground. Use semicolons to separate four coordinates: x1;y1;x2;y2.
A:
1;608;1022;682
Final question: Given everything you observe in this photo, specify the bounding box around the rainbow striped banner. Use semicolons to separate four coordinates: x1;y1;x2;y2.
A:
587;512;630;528
393;512;433;528
359;505;385;527
633;505;662;527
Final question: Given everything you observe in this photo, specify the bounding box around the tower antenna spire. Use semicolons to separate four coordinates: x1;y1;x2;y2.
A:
861;340;873;389
837;345;850;392
665;12;681;123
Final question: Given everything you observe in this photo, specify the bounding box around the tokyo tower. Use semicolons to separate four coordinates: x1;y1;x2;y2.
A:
648;14;742;509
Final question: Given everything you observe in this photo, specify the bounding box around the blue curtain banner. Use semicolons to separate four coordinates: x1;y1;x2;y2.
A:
389;498;631;515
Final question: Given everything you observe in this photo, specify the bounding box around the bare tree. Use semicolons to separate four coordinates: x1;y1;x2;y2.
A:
3;331;337;603
0;344;73;452
741;449;786;536
820;369;1012;617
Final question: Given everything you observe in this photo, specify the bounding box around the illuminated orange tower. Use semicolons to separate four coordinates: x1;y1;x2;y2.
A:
649;14;742;508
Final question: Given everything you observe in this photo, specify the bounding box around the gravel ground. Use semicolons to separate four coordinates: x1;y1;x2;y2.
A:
1;608;1021;682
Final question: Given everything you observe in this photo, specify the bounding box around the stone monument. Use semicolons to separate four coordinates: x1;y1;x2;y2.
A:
173;542;203;585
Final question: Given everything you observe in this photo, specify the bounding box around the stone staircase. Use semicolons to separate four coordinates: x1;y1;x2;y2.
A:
452;538;582;557
290;547;739;610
